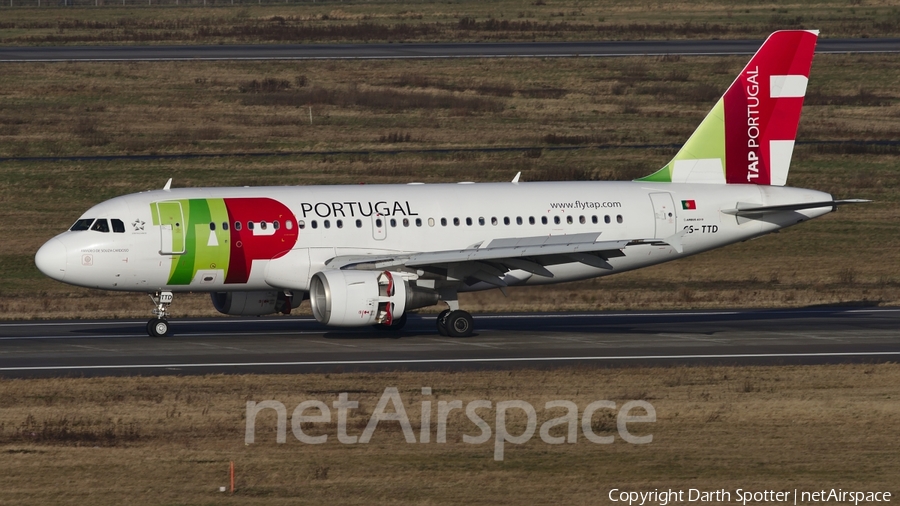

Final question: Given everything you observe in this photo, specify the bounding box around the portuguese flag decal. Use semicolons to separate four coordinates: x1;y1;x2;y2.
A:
681;200;697;210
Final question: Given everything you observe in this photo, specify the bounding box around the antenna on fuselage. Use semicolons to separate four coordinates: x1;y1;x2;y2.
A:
511;172;521;184
163;178;173;191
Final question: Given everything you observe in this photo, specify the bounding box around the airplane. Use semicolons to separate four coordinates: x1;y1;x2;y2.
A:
35;30;866;338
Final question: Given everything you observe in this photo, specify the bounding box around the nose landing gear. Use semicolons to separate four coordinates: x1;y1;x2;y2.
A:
147;291;173;337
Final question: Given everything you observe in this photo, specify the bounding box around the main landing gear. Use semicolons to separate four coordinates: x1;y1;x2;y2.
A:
147;291;173;337
435;294;474;338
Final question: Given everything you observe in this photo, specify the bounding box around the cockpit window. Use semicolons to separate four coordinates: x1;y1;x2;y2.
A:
111;219;125;233
70;219;94;231
90;219;110;233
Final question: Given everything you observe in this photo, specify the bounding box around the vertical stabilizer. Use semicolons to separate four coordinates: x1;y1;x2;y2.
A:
638;30;819;186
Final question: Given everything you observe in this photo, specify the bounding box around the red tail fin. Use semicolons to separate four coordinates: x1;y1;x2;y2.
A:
724;30;818;185
638;30;819;186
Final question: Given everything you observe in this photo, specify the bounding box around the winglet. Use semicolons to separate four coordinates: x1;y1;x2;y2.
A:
163;178;173;191
511;172;521;184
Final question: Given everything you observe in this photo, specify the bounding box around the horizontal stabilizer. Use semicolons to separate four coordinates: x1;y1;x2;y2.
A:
721;199;870;216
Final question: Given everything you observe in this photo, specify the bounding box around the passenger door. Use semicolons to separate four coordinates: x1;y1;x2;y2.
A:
156;201;186;255
649;192;677;239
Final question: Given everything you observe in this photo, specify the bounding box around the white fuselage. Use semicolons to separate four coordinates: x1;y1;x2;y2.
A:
35;181;833;295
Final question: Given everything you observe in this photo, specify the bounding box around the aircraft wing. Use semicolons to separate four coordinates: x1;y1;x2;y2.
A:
327;233;643;287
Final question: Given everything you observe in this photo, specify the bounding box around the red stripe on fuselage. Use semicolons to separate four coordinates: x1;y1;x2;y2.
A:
224;198;298;284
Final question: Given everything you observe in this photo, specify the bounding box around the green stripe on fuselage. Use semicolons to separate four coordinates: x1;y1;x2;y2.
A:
163;199;230;285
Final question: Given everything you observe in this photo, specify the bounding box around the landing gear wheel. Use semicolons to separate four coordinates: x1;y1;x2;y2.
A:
146;291;174;337
147;318;170;337
446;310;474;338
376;312;408;332
436;309;451;336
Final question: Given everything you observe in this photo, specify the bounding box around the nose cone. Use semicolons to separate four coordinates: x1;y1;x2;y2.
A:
35;238;67;281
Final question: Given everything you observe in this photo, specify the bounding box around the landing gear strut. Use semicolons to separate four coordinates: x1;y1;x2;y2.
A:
435;291;474;337
147;291;173;337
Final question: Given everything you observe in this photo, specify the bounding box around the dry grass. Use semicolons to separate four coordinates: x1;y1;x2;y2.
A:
0;364;897;504
1;0;899;44
0;53;898;319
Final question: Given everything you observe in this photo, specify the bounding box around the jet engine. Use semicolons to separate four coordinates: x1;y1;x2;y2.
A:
211;290;303;316
309;270;439;326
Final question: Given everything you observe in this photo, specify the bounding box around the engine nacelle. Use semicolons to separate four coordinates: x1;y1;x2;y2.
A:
211;290;303;316
309;270;438;326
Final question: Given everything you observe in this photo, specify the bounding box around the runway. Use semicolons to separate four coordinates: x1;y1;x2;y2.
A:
0;307;897;377
1;38;899;62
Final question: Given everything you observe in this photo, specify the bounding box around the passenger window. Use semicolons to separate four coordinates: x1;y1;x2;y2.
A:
441;218;448;226
376;218;383;228
416;218;423;227
529;217;535;225
336;220;343;229
260;221;267;230
503;217;510;226
248;222;255;230
591;216;598;224
297;220;305;230
223;222;229;231
273;221;280;230
403;218;409;227
492;217;499;226
356;219;363;228
324;220;331;229
390;218;397;227
516;217;523;225
617;215;624;224
286;221;293;230
453;217;460;226
604;215;611;224
554;216;561;225
70;219;94;231
427;218;434;227
90;219;110;233
466;218;473;226
541;217;548;225
311;221;318;229
235;222;242;231
567;216;573;225
111;219;126;233
478;217;485;226
579;216;586;224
